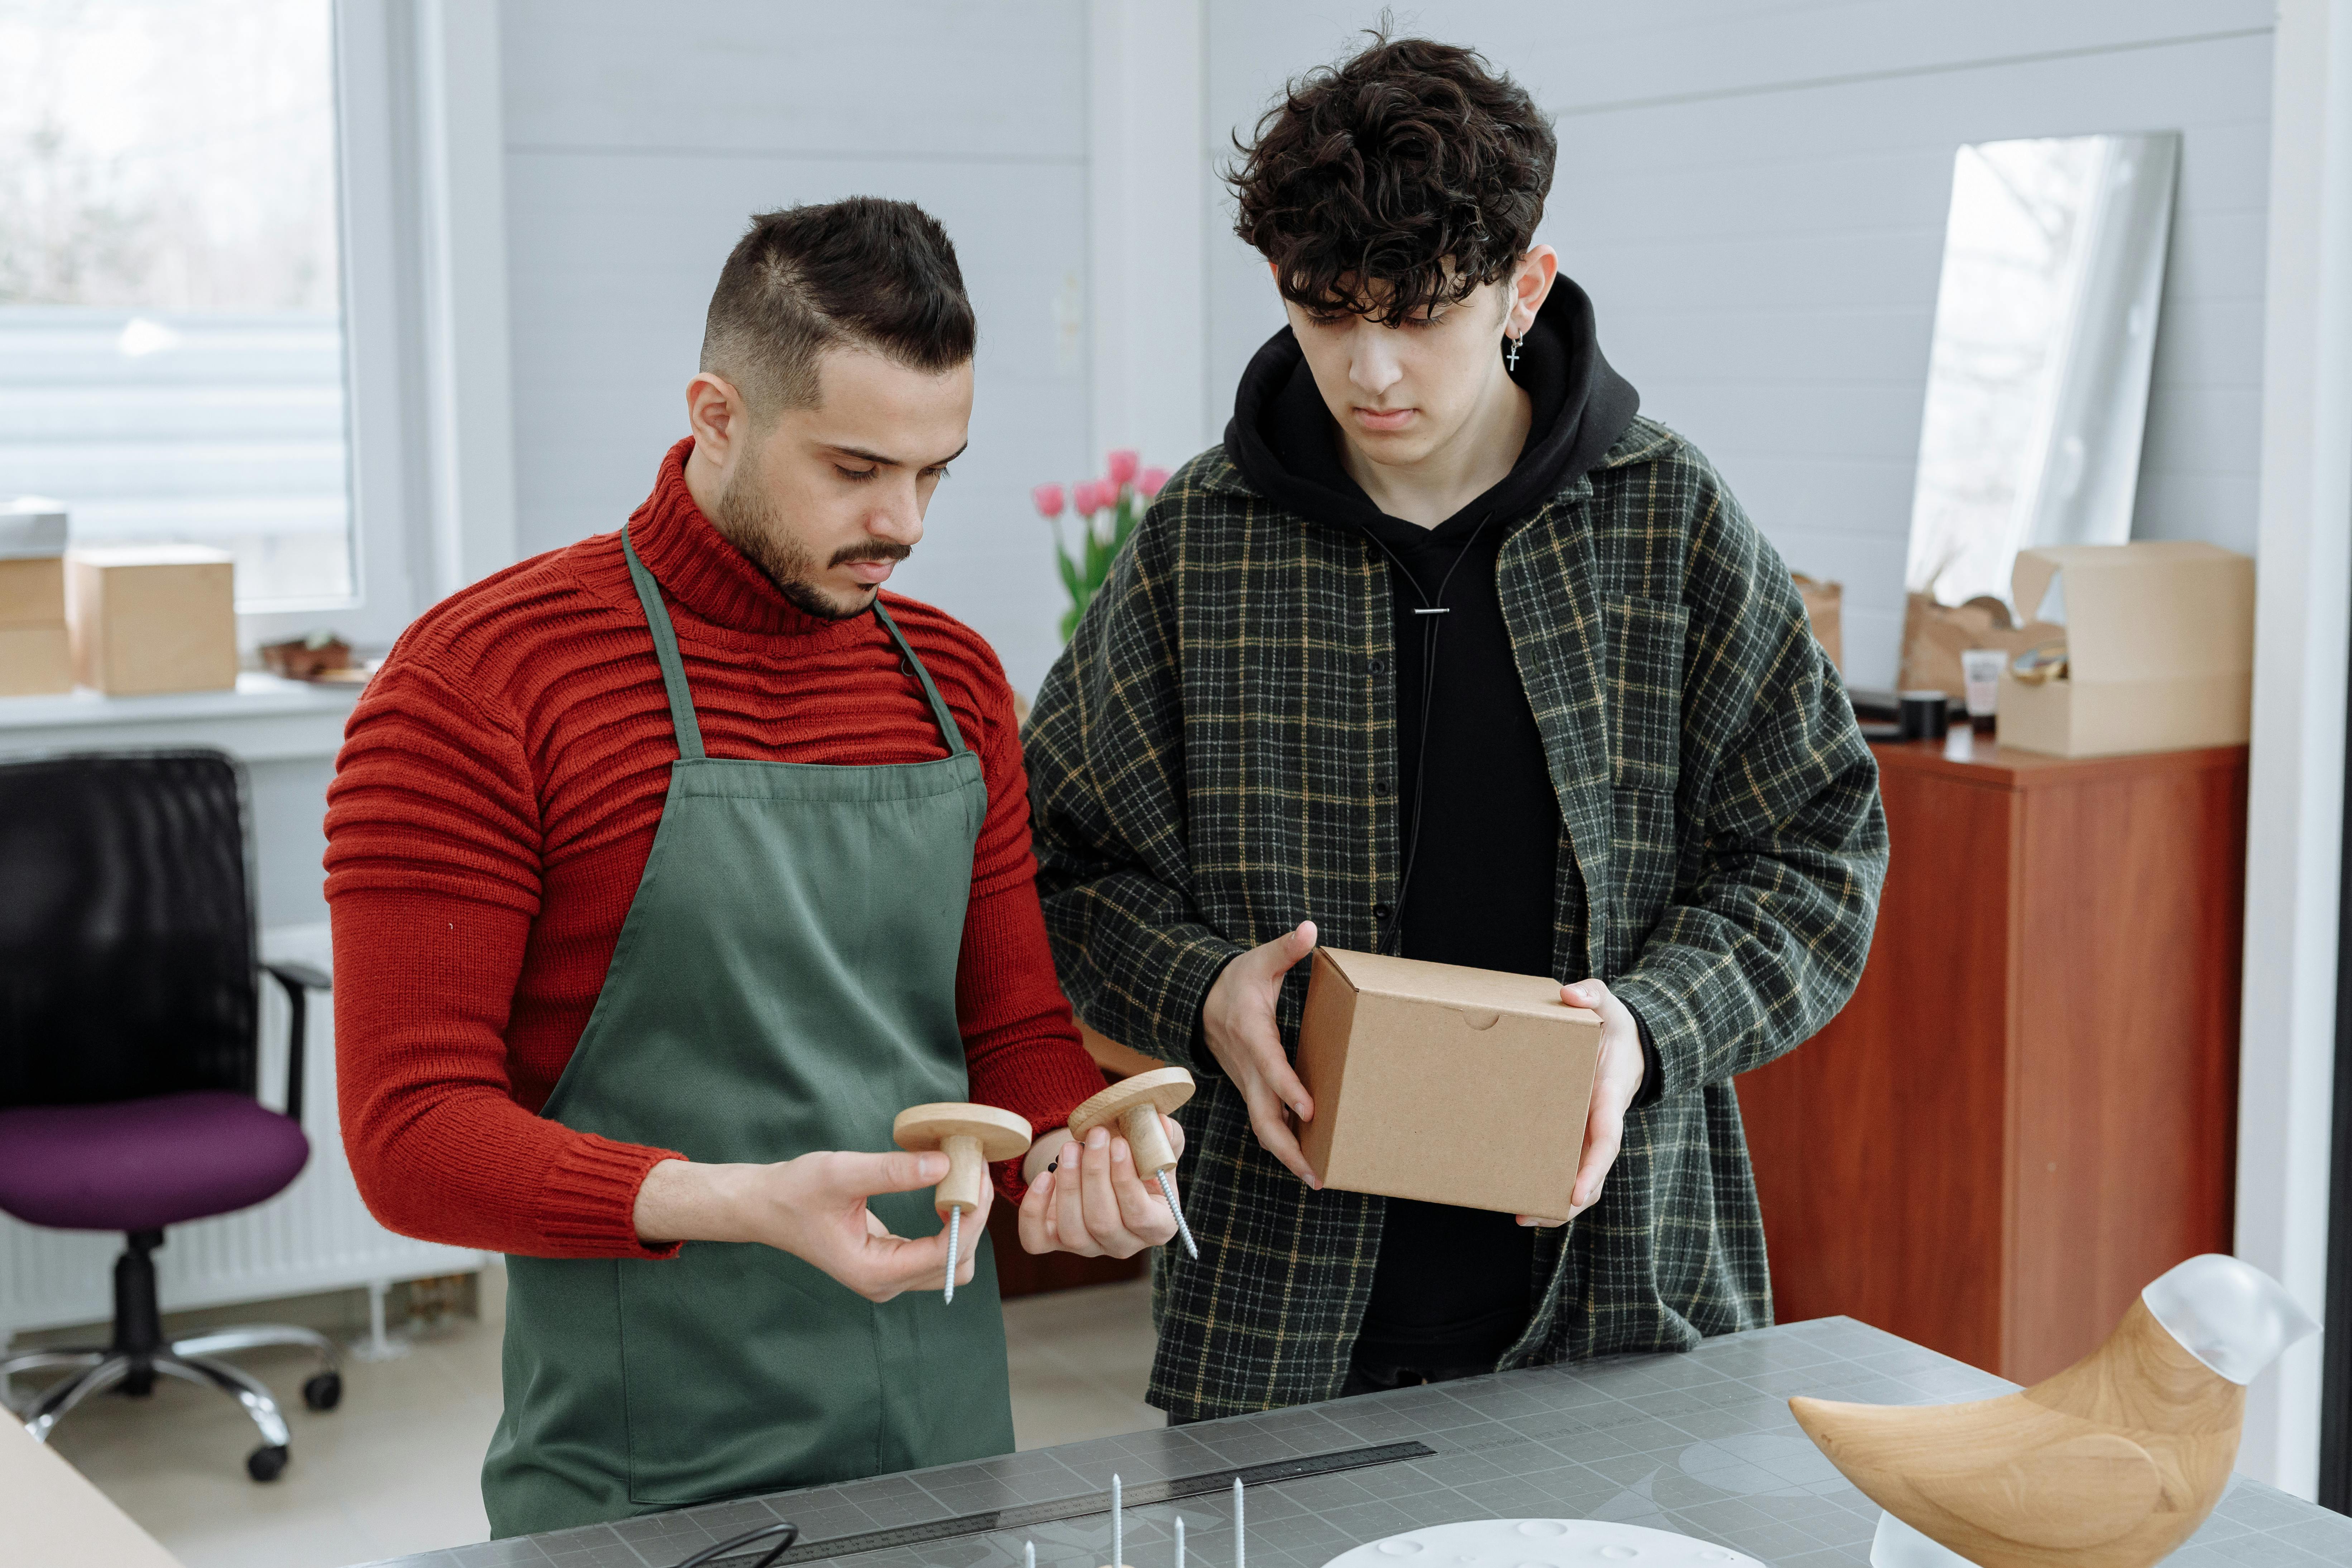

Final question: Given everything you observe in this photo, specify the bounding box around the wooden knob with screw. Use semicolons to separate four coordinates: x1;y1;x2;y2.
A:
1067;1066;1195;1177
892;1103;1032;1215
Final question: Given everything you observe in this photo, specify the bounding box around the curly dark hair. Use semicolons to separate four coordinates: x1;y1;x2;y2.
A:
1226;31;1555;325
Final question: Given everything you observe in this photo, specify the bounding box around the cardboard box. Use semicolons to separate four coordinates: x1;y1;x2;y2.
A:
1297;948;1603;1220
66;545;239;696
0;623;72;696
0;556;66;627
1996;542;2254;758
0;506;71;696
1793;573;1844;672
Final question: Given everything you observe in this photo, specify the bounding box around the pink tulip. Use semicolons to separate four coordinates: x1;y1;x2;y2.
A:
1107;449;1140;486
1073;480;1103;515
1032;483;1066;519
1137;466;1171;499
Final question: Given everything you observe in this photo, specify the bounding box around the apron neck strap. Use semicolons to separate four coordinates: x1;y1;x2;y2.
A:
623;528;966;764
620;527;707;762
872;601;969;758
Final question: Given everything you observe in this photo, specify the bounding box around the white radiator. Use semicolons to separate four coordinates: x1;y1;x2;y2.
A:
0;924;483;1340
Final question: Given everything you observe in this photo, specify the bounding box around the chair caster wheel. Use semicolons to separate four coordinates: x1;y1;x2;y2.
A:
247;1443;289;1482
302;1371;342;1411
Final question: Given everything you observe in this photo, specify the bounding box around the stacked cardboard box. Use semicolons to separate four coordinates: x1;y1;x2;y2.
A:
0;499;72;696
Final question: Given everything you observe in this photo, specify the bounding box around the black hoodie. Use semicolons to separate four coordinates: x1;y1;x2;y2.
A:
1224;278;1641;1372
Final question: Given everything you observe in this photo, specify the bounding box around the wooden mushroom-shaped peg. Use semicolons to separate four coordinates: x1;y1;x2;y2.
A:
1067;1066;1198;1259
1788;1254;2318;1568
891;1102;1031;1304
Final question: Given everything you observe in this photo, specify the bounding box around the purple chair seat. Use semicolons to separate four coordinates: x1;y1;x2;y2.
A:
0;1091;310;1233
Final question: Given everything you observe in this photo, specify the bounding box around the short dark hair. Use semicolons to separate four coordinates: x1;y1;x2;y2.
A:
700;197;976;414
1225;32;1555;326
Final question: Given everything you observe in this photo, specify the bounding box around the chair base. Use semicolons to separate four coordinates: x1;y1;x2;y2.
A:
2;1230;341;1480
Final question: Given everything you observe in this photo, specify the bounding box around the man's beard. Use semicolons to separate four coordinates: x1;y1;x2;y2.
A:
708;441;910;622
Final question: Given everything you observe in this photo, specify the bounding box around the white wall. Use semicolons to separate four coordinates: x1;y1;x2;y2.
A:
496;0;1093;700
1200;0;2276;690
1089;1;1211;473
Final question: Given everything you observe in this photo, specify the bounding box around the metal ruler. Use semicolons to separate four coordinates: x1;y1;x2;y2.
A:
736;1439;1437;1567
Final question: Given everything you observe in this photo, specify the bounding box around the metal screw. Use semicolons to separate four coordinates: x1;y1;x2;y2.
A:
1233;1478;1244;1568
945;1207;960;1305
1156;1170;1199;1260
1113;1474;1123;1568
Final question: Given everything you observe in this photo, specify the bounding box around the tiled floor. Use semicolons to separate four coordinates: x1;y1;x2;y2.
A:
13;1264;1164;1568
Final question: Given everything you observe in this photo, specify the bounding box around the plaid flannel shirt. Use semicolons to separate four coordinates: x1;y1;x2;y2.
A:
1023;415;1887;1420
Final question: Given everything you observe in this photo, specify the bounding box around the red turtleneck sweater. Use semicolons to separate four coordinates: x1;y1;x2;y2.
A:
325;440;1105;1258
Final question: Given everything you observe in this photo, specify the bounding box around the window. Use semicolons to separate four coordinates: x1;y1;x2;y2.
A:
0;0;354;609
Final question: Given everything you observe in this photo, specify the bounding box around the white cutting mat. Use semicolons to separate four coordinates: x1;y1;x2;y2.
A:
1322;1518;1762;1568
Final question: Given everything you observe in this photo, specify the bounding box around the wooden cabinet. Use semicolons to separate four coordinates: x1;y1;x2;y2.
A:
1735;735;2245;1384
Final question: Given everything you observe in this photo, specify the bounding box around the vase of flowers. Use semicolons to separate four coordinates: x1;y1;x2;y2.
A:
1036;449;1170;641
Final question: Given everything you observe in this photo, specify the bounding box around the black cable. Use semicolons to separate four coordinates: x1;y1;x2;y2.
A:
671;1520;798;1568
1360;510;1495;956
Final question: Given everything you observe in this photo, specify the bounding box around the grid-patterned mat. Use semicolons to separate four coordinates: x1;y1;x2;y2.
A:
363;1316;2352;1568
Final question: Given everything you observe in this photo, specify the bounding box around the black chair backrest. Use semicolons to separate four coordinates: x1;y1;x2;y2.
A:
0;749;258;1109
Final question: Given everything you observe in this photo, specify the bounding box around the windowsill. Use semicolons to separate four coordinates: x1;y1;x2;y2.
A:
0;672;360;762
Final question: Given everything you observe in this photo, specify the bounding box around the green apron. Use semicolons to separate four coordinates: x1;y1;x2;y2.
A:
480;529;1014;1537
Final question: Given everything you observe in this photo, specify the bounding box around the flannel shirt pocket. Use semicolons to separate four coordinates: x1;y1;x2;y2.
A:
1602;593;1688;794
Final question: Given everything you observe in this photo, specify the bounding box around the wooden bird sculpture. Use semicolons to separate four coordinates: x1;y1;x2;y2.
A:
1789;1255;2317;1568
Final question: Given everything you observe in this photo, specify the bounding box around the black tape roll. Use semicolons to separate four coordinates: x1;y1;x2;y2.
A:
1899;690;1951;741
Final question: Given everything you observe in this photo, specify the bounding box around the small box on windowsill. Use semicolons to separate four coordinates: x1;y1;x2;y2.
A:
67;544;240;696
1296;947;1602;1221
1;498;72;696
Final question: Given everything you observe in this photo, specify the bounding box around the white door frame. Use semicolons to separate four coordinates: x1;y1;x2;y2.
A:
2236;0;2352;1500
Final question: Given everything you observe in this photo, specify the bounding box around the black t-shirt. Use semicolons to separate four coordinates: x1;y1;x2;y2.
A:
1237;288;1639;1370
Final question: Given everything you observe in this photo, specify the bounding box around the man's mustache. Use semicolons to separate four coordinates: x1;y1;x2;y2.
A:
829;542;912;567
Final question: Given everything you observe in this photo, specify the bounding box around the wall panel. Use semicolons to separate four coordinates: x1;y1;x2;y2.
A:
1201;1;2275;687
498;0;1092;698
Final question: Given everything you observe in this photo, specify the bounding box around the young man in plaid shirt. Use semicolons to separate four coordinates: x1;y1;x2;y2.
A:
1023;34;1888;1420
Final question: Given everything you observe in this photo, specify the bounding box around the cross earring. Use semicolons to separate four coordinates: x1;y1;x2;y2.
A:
1505;332;1523;371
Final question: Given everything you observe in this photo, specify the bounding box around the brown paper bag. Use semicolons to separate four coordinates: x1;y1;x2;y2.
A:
1792;573;1844;673
1897;591;2064;695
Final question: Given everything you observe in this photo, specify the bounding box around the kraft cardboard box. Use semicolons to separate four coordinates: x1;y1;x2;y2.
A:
1792;573;1844;673
67;544;239;696
0;624;72;697
1297;947;1603;1221
0;499;71;695
1996;541;2255;758
0;556;66;625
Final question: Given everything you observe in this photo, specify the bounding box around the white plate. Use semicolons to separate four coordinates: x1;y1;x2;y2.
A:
1320;1518;1762;1568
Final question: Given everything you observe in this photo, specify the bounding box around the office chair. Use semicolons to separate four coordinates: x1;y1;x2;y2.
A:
0;750;341;1481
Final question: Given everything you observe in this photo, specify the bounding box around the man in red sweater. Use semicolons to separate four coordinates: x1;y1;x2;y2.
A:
326;198;1178;1537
